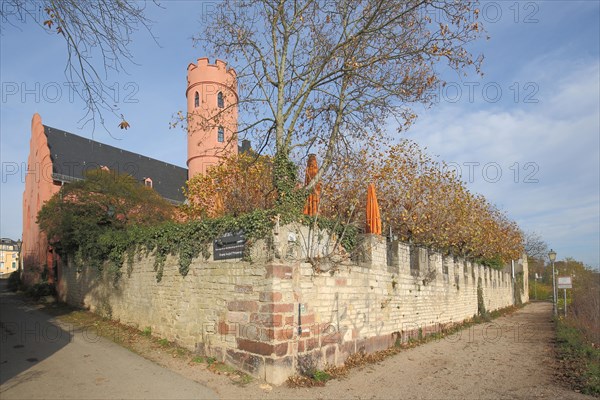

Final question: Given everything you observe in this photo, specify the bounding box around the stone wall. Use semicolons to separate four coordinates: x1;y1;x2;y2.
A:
56;249;274;378
56;224;527;384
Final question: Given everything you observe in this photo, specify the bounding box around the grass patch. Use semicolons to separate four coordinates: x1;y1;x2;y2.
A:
188;355;251;385
312;369;332;382
141;326;152;337
174;348;186;357
191;356;216;365
157;338;169;347
555;317;600;396
206;361;253;386
209;361;237;374
237;373;253;385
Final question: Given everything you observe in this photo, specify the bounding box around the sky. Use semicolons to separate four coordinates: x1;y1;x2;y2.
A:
1;1;599;269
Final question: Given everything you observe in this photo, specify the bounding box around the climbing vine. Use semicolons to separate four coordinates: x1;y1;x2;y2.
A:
69;208;357;282
477;277;487;317
273;151;307;223
38;164;361;282
101;209;275;281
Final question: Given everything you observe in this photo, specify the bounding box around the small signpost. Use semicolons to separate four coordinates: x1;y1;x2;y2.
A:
557;276;572;317
213;231;246;261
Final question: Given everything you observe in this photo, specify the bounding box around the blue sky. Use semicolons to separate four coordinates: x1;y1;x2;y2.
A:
1;1;599;268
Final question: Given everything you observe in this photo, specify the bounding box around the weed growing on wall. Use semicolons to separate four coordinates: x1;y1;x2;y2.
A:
477;277;488;318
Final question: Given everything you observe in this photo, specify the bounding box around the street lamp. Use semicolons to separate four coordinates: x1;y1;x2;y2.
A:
15;238;23;282
548;249;557;317
16;239;22;267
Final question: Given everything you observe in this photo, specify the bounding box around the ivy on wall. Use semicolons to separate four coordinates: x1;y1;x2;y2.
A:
38;163;514;284
98;209;274;281
58;204;357;282
273;152;307;223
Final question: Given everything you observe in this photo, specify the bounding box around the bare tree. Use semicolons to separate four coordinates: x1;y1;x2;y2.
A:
196;0;484;190
523;231;549;261
1;0;159;131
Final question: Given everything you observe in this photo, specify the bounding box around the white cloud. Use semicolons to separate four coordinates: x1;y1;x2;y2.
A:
402;59;600;267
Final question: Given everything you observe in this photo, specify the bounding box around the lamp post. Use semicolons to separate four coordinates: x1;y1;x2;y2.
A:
548;249;557;317
14;238;23;285
16;238;22;272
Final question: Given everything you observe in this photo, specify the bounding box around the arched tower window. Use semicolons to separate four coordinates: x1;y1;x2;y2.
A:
194;92;199;108
218;126;224;143
217;91;224;108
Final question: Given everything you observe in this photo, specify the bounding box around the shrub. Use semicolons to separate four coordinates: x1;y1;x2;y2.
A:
528;279;552;301
7;271;23;292
184;153;276;219
37;168;175;262
26;282;56;299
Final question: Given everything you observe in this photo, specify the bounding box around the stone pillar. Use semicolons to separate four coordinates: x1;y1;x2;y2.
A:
358;234;387;268
523;255;529;302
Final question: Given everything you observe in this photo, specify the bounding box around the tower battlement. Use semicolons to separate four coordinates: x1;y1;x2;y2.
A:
187;58;237;86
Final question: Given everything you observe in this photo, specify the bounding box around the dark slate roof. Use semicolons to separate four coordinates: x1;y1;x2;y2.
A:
44;125;188;204
0;238;19;250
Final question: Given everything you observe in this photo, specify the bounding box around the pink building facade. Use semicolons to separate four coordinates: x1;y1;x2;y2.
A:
21;58;239;285
21;114;61;285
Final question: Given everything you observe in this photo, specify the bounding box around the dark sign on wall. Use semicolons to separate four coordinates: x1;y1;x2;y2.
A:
213;231;246;260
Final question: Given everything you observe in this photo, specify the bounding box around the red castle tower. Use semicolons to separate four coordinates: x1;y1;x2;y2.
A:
186;58;238;179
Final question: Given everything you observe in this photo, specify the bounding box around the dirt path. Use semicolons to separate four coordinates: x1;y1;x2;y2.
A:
183;302;592;399
26;295;593;399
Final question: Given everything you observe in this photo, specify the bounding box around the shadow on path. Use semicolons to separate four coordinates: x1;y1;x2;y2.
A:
0;280;218;399
0;280;71;385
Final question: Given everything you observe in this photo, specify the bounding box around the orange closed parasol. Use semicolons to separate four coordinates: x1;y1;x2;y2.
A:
303;154;321;216
213;189;225;217
366;183;382;235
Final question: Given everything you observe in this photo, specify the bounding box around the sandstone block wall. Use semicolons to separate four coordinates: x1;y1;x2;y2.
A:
57;226;527;384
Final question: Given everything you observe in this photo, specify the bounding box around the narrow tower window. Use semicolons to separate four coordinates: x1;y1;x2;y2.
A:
218;126;224;143
217;91;224;108
194;91;199;107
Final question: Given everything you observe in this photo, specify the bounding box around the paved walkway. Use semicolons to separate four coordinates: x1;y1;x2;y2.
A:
0;281;217;399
